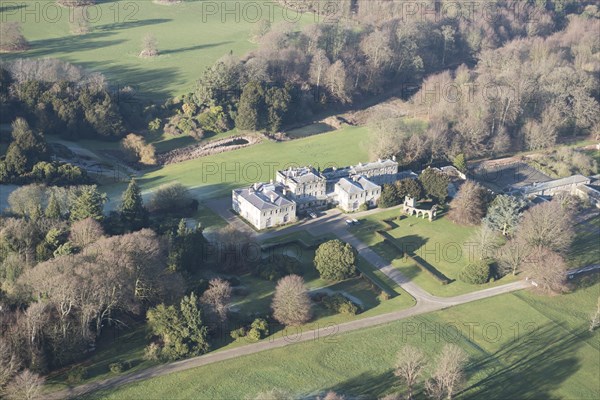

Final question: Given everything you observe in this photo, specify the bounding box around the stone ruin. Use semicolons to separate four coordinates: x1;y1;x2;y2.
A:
402;196;437;222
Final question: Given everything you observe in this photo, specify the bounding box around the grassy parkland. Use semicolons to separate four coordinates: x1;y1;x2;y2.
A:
90;279;600;400
1;0;314;99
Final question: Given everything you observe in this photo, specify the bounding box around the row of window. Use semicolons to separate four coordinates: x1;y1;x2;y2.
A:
263;206;293;217
349;190;380;200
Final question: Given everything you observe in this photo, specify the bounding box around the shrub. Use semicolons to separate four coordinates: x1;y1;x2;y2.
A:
246;327;262;341
250;318;269;337
253;255;302;281
148;183;192;214
459;260;491;284
322;293;360;315
108;361;129;374
66;366;88;384
314;240;357;281
143;343;161;361
378;291;391;302
230;327;247;340
358;203;369;212
338;301;359;315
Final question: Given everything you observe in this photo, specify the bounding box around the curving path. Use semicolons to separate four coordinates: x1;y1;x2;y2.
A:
47;204;529;399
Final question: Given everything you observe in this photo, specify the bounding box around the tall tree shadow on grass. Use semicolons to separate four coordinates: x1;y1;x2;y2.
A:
461;322;587;399
322;370;398;399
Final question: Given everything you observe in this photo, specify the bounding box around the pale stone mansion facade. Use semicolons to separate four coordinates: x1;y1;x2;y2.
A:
232;158;416;230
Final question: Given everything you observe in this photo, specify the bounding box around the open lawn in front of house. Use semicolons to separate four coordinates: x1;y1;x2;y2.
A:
115;125;374;201
349;209;520;297
91;278;600;400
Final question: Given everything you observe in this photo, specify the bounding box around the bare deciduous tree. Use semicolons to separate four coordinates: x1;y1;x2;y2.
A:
0;22;29;52
516;201;575;254
271;275;312;326
468;225;501;262
497;238;528;276
140;33;158;57
121;133;156;165
521;246;568;294
395;345;427;400
70;7;91;35
200;278;232;323
325;60;350;103
0;338;20;389
448;180;489;226
69;217;104;248
3;369;44;400
425;344;468;400
309;49;330;94
318;391;346;400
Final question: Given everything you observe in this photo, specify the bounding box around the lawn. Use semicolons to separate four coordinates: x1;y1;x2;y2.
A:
91;279;600;400
349;209;518;297
101;125;373;201
569;216;600;269
2;0;314;100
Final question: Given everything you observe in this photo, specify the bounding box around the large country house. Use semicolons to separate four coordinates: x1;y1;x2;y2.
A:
232;158;413;229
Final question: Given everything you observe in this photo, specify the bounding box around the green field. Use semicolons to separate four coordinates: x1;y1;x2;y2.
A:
569;217;600;269
99;125;373;201
91;279;600;400
350;209;518;297
1;0;313;99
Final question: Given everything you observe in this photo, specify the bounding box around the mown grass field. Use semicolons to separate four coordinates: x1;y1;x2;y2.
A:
1;0;314;99
99;125;373;201
569;216;600;269
349;209;518;297
90;278;600;400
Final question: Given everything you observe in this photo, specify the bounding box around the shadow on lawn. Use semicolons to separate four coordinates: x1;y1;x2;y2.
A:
461;322;585;399
322;323;586;399
95;19;172;32
160;42;233;55
323;370;398;398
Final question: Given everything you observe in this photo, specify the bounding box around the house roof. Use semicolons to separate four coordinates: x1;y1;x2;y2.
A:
233;182;294;211
396;170;419;180
322;166;352;181
336;176;379;195
278;167;324;184
351;159;398;174
520;174;591;194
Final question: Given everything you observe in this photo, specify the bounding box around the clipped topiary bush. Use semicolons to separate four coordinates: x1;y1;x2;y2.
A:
322;293;360;316
459;260;491;284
